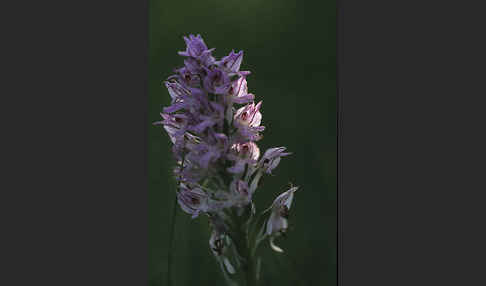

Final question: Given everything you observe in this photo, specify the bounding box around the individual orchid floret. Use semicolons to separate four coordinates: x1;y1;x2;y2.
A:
259;147;292;174
153;112;190;155
265;186;299;252
229;142;260;162
178;34;209;58
164;80;191;103
175;66;201;88
228;76;254;104
234;101;262;128
209;230;237;276
237;141;260;161
227;141;260;174
178;34;216;68
177;184;210;218
219;50;243;74
233;101;265;142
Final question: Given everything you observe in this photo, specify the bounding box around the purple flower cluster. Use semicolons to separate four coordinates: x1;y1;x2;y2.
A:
155;34;291;219
155;35;302;283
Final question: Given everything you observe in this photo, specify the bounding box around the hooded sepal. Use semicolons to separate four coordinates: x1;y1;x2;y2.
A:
265;186;299;252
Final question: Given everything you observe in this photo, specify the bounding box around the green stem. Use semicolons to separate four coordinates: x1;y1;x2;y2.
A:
248;209;269;257
243;221;258;286
227;210;258;286
244;254;257;286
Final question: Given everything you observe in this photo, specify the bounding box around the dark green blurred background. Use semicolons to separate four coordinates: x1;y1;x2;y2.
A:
149;0;336;285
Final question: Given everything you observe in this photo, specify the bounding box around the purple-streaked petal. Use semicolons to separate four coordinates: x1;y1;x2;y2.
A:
220;50;244;74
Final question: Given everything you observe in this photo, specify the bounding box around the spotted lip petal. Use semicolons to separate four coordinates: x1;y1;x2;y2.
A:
176;66;201;88
234;101;263;128
226;141;260;174
235;141;260;161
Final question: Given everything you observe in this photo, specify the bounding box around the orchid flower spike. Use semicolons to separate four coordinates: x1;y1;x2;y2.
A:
155;34;300;281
